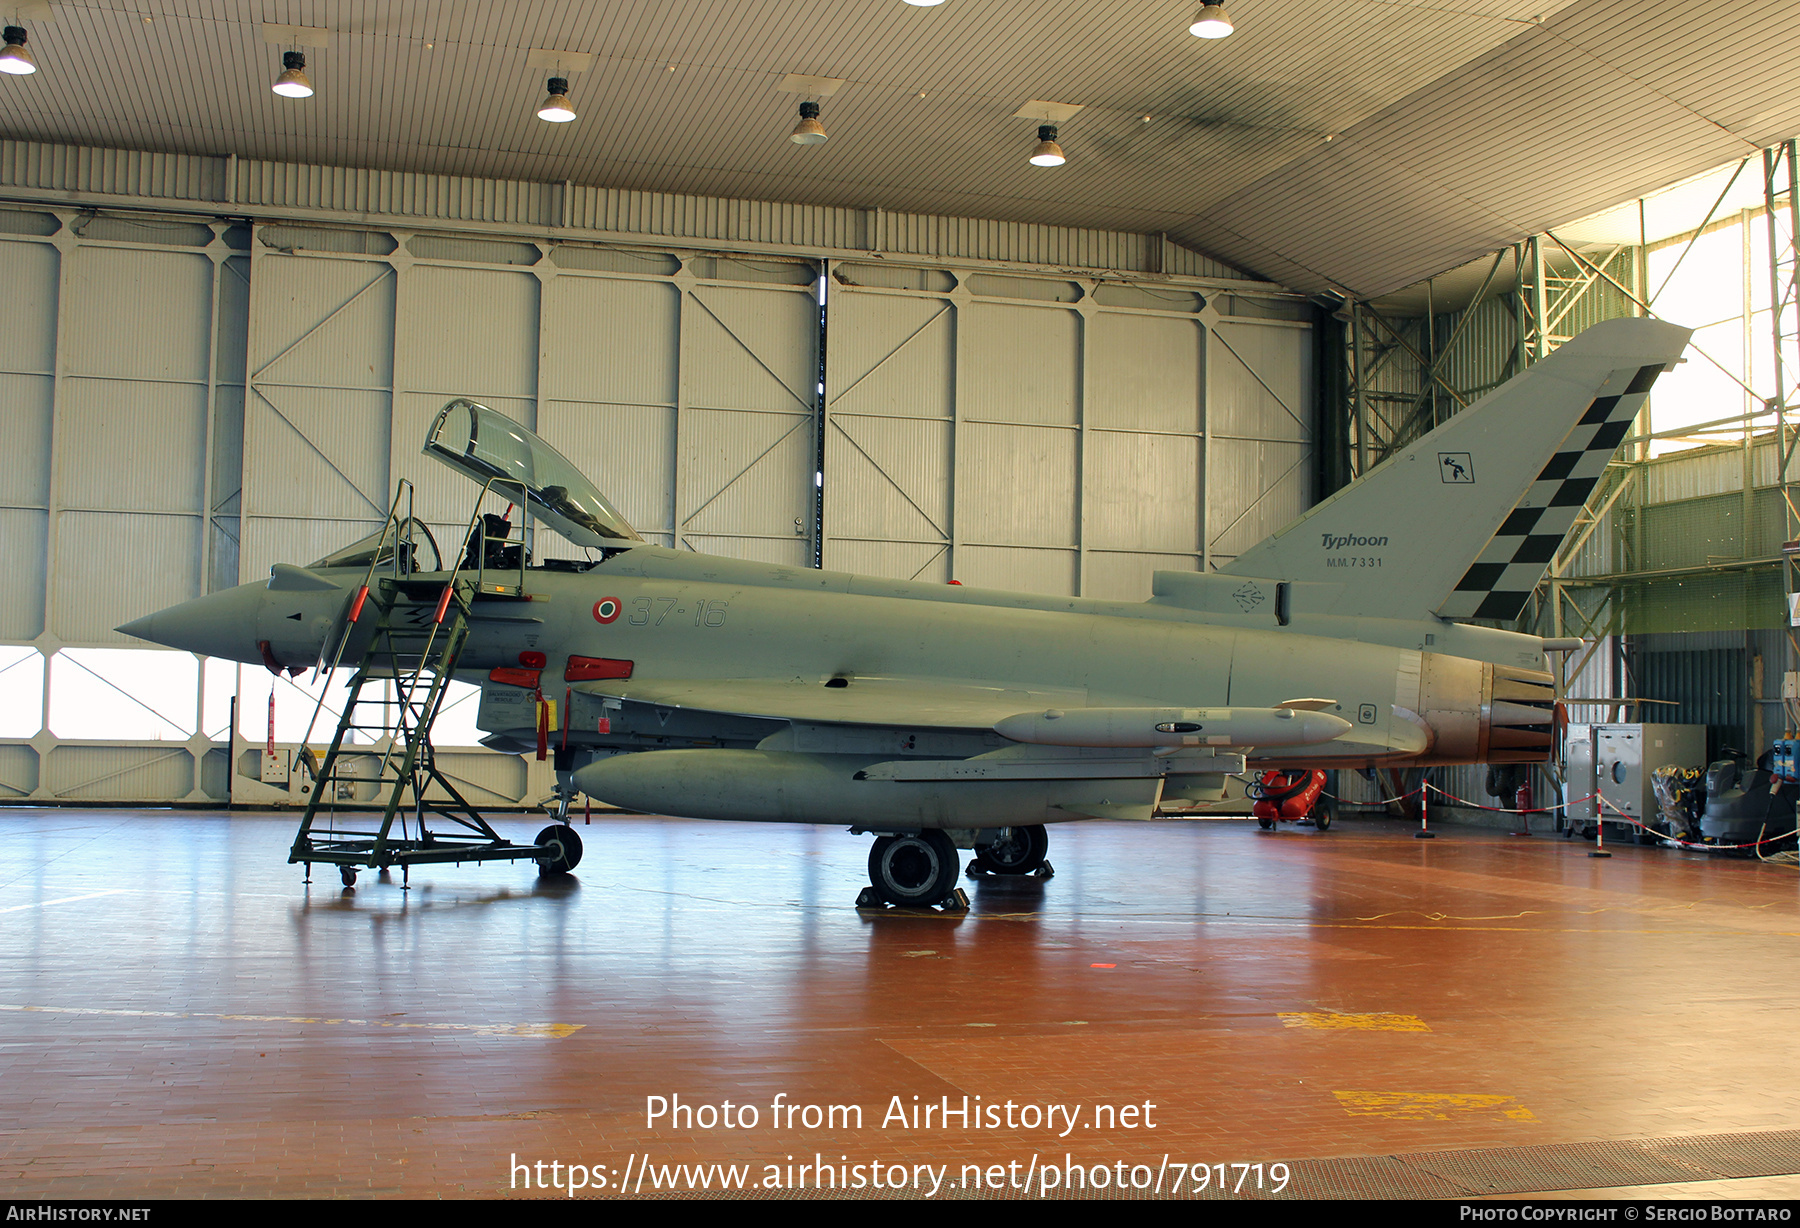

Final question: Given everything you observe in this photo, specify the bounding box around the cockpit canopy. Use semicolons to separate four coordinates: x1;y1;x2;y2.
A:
422;398;643;549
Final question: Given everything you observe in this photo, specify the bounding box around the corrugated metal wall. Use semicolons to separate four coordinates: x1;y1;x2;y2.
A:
821;268;1314;596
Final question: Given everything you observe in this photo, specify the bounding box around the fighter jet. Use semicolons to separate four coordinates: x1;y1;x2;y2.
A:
120;317;1691;906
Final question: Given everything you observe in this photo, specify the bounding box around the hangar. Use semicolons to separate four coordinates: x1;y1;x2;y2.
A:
4;0;1800;1201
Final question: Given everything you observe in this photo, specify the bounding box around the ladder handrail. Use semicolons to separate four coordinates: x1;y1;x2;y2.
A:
300;481;421;751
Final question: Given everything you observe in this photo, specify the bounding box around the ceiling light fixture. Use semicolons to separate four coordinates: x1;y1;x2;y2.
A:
1029;124;1065;167
1188;3;1234;37
0;26;36;75
537;76;576;122
902;0;948;7
790;101;828;145
271;51;312;97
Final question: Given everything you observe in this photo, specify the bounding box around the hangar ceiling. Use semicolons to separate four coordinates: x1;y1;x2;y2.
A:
1;1;1795;300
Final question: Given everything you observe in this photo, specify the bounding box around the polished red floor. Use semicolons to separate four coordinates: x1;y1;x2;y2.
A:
1;809;1796;1199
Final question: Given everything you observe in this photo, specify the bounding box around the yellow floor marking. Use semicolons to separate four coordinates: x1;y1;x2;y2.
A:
1333;1090;1536;1121
1280;1011;1430;1032
1353;910;1543;923
0;1003;583;1039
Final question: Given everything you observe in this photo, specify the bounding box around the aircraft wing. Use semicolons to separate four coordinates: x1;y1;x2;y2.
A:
572;675;1090;730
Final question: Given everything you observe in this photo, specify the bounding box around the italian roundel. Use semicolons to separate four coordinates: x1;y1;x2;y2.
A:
592;597;622;624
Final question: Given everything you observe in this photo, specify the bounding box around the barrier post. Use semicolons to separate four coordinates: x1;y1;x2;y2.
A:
1415;777;1436;839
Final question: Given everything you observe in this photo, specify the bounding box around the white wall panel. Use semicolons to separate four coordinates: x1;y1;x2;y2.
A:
0;372;53;509
1086;431;1201;553
0;744;37;798
41;745;194;801
960;421;1079;549
249;388;393;519
1205;318;1315;568
0;237;57;369
0;509;47;641
829;293;953;418
1089;313;1202;433
52;511;202;643
541;276;679;405
0;230;56;559
963;301;1078;426
828;415;953;545
398;264;540;400
63;246;213;381
243;247;397;581
55;381;208;515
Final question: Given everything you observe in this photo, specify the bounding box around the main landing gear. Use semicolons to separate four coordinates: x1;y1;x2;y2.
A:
855;824;1058;911
858;830;966;910
967;825;1054;879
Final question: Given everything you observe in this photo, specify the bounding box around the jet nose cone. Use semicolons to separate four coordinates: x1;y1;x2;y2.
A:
116;584;267;663
115;613;160;641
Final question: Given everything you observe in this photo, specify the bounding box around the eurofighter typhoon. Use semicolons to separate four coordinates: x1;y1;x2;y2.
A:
121;318;1691;906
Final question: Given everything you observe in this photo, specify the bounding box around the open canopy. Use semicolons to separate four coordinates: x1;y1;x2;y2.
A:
423;398;642;548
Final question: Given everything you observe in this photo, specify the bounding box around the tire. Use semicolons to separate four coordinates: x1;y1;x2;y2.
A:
1314;802;1333;831
535;823;584;875
868;830;959;906
1257;815;1274;830
976;825;1048;875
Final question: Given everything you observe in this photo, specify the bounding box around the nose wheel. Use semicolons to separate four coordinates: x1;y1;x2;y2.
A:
535;824;584;876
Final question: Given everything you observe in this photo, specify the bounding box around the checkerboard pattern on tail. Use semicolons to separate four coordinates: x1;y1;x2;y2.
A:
1436;363;1666;622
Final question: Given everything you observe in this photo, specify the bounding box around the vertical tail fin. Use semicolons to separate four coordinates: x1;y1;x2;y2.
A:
1221;317;1691;621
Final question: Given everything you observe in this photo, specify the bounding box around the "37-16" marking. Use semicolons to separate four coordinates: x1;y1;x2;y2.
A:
627;596;728;628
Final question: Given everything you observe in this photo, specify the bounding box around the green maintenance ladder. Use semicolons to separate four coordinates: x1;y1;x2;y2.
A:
286;486;580;887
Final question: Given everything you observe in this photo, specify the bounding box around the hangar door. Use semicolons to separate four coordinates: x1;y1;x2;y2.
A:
820;263;1313;599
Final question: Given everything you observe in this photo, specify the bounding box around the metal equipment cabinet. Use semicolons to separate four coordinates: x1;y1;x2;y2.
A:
1562;723;1708;840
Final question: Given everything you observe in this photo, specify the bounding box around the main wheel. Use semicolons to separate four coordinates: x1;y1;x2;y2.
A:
867;830;959;907
535;823;584;875
976;825;1048;875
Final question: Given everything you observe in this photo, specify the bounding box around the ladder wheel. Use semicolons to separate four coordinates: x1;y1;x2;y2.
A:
536;824;583;875
339;866;357;887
